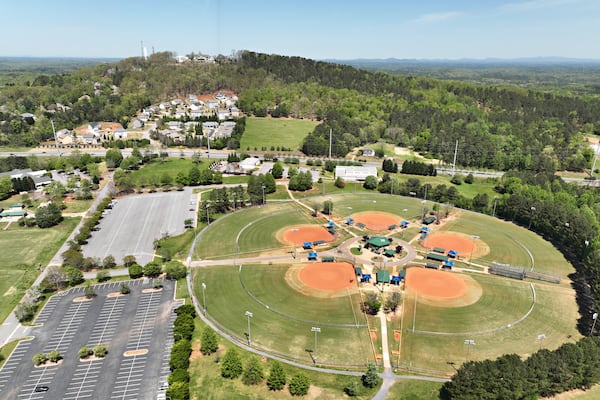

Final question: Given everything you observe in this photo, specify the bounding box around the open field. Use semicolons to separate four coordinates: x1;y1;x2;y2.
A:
193;265;374;367
386;379;443;400
0;218;79;321
128;158;208;186
240;117;319;151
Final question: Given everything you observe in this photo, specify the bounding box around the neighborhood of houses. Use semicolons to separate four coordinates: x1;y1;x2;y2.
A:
41;91;241;149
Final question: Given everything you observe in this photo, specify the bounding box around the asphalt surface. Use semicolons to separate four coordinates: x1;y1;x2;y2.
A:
83;189;197;265
0;279;179;400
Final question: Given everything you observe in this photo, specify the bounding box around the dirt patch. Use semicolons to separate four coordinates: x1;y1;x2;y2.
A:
285;263;358;298
73;296;94;302
422;231;490;259
353;211;401;231
34;360;62;368
142;288;163;293
80;355;105;362
107;292;124;298
405;267;482;307
279;225;334;246
124;349;148;357
394;330;401;341
370;330;377;340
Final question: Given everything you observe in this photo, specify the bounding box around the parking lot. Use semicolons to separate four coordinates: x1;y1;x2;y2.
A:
0;279;180;400
83;189;197;265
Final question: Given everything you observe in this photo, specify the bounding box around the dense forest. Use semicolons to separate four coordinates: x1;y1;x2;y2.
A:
1;51;599;174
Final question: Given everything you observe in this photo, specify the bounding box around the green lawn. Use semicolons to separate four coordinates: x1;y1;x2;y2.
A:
63;198;94;213
129;158;207;186
386;379;444;400
0;217;79;322
240;117;318;151
194;265;374;367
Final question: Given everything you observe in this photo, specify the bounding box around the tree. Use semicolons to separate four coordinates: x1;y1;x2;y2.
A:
93;344;107;357
188;166;200;185
334;176;345;188
465;173;474;184
79;346;93;359
14;301;36;322
84;282;96;298
362;292;381;315
267;360;287;391
164;261;187;280
47;350;62;363
344;380;360;396
221;347;243;379
33;352;47;366
323;199;333;215
361;364;381;388
105;148;123;169
170;339;192;371
64;267;84;286
173;313;194;341
96;270;110;282
242;356;265;385
143;262;162;278
288;373;310;396
45;180;66;201
166;381;189;400
46;265;66;290
102;255;116;269
35;202;63;228
169;368;190;384
200;326;218;355
123;255;137;267
363;175;378;190
119;283;131;294
128;264;143;279
271;162;284;179
0;176;12;200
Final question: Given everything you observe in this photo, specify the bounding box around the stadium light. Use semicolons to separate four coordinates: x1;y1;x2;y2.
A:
245;311;253;345
206;203;210;225
201;282;207;315
464;339;475;361
537;333;546;350
311;327;321;356
492;196;499;217
528;206;536;229
591;313;598;336
261;185;266;205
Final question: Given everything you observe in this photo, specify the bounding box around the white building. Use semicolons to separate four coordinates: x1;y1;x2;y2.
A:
239;156;261;174
334;166;378;181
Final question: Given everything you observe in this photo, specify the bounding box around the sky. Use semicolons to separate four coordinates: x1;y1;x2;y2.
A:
3;0;600;60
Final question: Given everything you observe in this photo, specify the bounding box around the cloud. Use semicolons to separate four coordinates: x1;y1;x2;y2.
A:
412;11;463;24
500;0;580;11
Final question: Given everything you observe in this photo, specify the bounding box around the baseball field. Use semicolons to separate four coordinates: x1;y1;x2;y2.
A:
192;192;581;374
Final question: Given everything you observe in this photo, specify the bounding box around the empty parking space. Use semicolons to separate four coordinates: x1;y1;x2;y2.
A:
83;189;195;265
0;279;176;400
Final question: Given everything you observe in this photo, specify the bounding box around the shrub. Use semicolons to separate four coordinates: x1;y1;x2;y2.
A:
96;270;111;282
166;381;189;400
200;326;218;355
164;261;186;280
288;373;310;396
242;356;264;385
267;360;286;391
170;340;192;371
175;304;196;318
344;380;360;396
143;262;162;278
221;348;243;379
93;344;107;357
14;302;36;322
128;264;143;279
119;283;130;294
47;350;62;363
334;176;345;188
79;346;93;359
84;282;96;298
361;364;381;388
168;368;190;384
33;352;47;366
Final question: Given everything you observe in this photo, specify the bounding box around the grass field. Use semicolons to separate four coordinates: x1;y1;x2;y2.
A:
240;117;319;151
195;202;331;260
129;158;208;186
193;265;374;367
399;275;581;374
386;379;444;400
0;217;79;322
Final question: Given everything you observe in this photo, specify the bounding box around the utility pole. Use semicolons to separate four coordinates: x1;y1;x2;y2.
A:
591;143;599;177
51;120;62;157
328;128;332;160
452;140;458;176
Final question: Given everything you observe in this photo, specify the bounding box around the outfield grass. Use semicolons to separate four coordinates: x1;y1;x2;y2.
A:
0;217;79;322
240;117;319;151
399;275;581;374
194;265;374;367
195;202;317;260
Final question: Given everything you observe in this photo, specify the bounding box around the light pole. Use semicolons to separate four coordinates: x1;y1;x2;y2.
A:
206;204;210;225
591;313;598;336
492;196;499;217
470;235;480;263
201;282;207;315
232;192;236;210
537;333;546;350
245;311;253;344
464;339;475;361
528;206;536;229
261;185;266;205
311;326;321;356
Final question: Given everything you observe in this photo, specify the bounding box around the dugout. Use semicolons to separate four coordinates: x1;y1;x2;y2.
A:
308;252;317;261
376;270;390;284
302;241;312;249
427;252;449;262
322;256;335;262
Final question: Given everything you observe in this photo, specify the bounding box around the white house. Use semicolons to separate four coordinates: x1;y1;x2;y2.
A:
335;166;378;181
239;157;261;174
361;148;375;157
